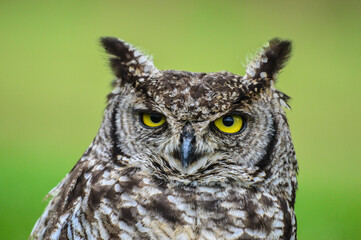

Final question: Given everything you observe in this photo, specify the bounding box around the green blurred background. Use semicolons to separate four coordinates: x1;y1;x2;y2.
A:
1;0;360;239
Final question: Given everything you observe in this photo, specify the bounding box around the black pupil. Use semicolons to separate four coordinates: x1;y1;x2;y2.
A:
150;114;162;123
222;116;234;127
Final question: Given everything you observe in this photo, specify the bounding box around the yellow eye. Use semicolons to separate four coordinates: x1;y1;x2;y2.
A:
214;114;244;134
141;113;166;128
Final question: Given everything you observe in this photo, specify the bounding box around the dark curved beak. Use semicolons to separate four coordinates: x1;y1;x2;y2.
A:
180;123;196;168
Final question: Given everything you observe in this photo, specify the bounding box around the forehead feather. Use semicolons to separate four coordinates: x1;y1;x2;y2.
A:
144;70;244;120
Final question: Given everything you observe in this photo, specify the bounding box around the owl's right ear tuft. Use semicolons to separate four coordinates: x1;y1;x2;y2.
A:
238;39;292;101
245;38;292;81
100;37;158;84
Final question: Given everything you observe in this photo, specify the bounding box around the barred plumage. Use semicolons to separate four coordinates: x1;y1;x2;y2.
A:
31;37;298;240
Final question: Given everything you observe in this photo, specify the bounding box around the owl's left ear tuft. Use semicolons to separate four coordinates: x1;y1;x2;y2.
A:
100;37;158;84
245;38;292;81
101;37;130;57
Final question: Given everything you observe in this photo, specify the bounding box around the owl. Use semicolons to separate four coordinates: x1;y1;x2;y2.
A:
30;37;298;240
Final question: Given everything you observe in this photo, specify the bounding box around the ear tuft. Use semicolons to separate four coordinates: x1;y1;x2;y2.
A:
101;37;130;57
245;38;292;81
100;37;158;84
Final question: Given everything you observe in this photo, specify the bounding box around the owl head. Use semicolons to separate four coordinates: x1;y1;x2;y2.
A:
97;37;297;199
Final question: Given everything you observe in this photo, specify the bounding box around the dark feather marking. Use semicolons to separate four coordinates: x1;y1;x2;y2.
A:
63;169;87;210
255;115;278;172
100;37;150;89
88;167;114;208
104;184;119;201
172;149;181;162
290;184;297;207
106;92;117;102
40;163;88;238
198;162;222;174
226;189;241;202
77;214;87;239
100;37;132;57
59;222;68;239
96;208;122;239
109;57;134;82
116;168;142;193
241;232;257;240
81;146;92;158
150;160;166;173
80;213;91;239
110;103;125;163
243;201;272;232
119;207;137;225
236;78;271;102
202;199;218;211
276;89;291;106
88;185;103;211
294;215;298;237
147;196;184;224
69;219;75;239
255;38;292;80
259;194;274;208
121;176;141;193
279;198;292;239
159;156;181;174
151;175;168;190
243;201;260;229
